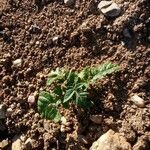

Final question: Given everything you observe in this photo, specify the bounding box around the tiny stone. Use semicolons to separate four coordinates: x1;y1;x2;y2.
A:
98;1;121;17
90;115;102;124
13;59;22;67
12;139;22;150
0;104;6;119
6;108;13;116
130;94;145;108
52;36;59;44
25;138;32;149
0;139;9;149
28;95;35;105
64;0;74;6
61;116;67;125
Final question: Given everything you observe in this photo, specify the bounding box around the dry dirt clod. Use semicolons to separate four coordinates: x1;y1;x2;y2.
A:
130;94;145;108
90;115;103;124
98;1;121;17
90;129;131;150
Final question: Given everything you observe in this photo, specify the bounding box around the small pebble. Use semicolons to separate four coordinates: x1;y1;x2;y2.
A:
90;115;102;124
131;94;145;108
98;0;121;17
0;139;9;149
13;59;22;67
25;138;32;149
61;116;67;125
64;0;74;6
28;95;35;105
0;104;6;119
6;108;13;116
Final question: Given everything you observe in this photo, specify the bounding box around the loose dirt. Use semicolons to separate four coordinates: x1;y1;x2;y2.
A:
0;0;150;149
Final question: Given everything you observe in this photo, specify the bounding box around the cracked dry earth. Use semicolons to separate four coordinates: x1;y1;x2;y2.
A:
0;0;150;150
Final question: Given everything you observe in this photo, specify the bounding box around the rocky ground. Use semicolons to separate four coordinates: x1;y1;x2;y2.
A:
0;0;150;150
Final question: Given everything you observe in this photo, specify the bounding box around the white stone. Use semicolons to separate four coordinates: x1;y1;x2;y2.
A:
90;129;131;150
131;94;145;108
27;95;35;105
98;1;121;17
6;108;13;116
13;59;22;67
12;139;22;150
61;116;67;125
52;36;59;43
0;139;8;149
64;0;74;6
25;138;32;149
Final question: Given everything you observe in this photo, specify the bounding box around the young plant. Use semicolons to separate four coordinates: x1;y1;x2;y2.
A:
37;62;119;122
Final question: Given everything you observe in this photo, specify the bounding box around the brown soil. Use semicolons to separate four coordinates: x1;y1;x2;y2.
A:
0;0;150;149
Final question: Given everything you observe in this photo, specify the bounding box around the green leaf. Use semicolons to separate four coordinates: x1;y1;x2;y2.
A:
53;86;62;96
75;82;88;90
91;62;119;82
75;91;90;108
66;71;79;86
63;89;75;103
47;68;66;85
78;67;91;81
38;91;54;105
45;106;61;122
37;91;61;122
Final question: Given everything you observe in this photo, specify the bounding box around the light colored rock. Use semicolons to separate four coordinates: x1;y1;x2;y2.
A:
25;138;32;149
0;104;6;119
27;95;35;105
98;1;121;17
90;129;131;150
6;108;13;116
64;0;74;6
12;139;22;150
131;94;145;108
61;116;67;125
13;58;22;67
90;115;102;124
0;139;8;149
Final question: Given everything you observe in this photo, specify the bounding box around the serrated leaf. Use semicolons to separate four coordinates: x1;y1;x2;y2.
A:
75;91;90;108
47;68;66;85
75;82;88;90
53;86;62;96
66;71;79;86
78;67;91;81
63;89;75;103
91;62;119;82
37;91;61;122
45;106;61;122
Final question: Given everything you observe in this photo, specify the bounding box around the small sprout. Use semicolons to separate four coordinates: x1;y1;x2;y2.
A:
37;62;119;122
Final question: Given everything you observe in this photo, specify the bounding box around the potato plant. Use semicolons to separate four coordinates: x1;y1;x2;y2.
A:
37;62;119;122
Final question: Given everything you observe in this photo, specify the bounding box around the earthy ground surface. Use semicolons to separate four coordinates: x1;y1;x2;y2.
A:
0;0;150;149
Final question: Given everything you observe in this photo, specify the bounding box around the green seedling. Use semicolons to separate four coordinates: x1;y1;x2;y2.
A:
37;62;119;122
